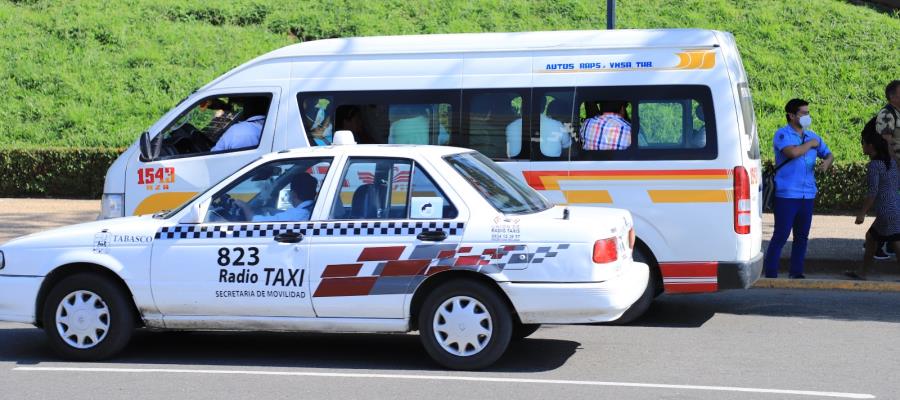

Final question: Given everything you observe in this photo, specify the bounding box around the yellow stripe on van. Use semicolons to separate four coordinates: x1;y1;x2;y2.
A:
647;190;729;203
563;190;613;204
675;50;716;70
133;192;198;215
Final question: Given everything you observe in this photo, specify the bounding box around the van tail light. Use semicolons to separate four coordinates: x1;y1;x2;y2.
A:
628;227;635;250
593;238;618;263
734;166;751;234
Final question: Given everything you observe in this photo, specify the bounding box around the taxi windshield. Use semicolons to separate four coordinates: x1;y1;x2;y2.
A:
444;152;552;215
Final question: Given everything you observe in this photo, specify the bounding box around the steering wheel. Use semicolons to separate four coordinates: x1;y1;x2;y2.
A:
209;195;247;222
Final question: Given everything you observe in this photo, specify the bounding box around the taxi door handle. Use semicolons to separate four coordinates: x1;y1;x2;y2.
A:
417;230;447;242
274;232;303;243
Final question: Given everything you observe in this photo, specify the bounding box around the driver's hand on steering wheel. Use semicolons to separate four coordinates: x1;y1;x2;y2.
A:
230;197;255;221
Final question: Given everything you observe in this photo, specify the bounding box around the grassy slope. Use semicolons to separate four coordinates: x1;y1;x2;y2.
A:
0;0;897;161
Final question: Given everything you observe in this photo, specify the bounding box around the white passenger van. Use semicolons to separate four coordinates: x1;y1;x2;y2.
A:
101;29;763;319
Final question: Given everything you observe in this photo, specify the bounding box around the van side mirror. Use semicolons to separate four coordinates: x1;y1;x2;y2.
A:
178;198;208;224
139;131;159;161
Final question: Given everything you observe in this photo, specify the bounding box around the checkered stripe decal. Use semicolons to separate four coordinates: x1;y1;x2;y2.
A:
155;221;465;240
314;243;570;297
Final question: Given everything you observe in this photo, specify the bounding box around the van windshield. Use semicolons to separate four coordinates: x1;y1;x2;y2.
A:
444;152;552;215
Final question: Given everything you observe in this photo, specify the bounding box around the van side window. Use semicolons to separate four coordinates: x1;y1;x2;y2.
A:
533;90;576;160
573;85;716;161
150;95;272;160
462;91;527;160
298;91;458;147
636;100;701;149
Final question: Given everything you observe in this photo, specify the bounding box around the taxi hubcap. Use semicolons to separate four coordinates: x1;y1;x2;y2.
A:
433;296;492;357
55;290;110;349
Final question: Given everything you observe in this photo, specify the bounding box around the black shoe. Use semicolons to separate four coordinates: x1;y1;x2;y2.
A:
789;274;806;279
874;247;891;260
884;244;896;257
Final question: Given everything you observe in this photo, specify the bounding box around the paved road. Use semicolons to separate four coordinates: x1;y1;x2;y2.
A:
1;289;897;399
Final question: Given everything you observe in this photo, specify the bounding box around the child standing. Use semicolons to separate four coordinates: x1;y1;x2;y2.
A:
849;128;900;279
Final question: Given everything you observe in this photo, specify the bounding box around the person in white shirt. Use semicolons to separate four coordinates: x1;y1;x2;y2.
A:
505;97;572;158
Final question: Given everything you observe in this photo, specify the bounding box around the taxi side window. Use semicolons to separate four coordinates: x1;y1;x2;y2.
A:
148;94;272;160
330;158;456;220
205;158;332;223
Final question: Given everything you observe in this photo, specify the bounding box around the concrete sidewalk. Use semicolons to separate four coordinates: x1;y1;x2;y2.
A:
0;199;897;290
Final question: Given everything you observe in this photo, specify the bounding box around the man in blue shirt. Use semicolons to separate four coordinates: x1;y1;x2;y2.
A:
764;98;834;278
252;173;319;222
211;101;269;152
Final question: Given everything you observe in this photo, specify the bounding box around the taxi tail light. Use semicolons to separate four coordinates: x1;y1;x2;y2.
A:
734;166;751;235
593;238;618;264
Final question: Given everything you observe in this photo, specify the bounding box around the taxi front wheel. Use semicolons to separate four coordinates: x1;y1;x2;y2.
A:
418;280;512;370
42;273;136;361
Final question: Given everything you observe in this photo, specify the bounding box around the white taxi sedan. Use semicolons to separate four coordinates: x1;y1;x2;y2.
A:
0;132;648;370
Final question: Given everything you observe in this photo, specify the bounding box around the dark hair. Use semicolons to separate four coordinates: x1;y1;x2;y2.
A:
862;123;892;167
784;98;809;123
886;80;900;101
291;172;319;202
599;100;627;114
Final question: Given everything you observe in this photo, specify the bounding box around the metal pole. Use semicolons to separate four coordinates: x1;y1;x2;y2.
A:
606;0;616;30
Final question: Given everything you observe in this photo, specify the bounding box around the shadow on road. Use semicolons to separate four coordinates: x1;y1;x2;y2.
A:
633;288;900;328
0;327;579;373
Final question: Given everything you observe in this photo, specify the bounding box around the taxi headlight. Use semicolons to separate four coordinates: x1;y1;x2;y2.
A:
100;193;125;219
0;250;5;270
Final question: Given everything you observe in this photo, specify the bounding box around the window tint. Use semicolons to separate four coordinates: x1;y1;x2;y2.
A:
298;91;458;147
445;152;552;215
205;158;331;223
462;90;528;160
534;90;576;160
149;94;272;160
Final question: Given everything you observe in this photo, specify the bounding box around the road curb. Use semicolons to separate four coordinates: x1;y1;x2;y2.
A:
753;277;900;292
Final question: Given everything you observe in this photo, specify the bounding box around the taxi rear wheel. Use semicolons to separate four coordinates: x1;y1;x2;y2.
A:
418;280;512;370
42;273;135;361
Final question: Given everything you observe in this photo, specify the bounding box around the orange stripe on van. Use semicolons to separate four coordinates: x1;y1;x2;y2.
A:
133;192;197;215
647;190;730;203
522;169;729;190
563;190;613;204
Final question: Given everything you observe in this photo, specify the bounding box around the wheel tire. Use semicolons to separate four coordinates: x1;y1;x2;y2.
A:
511;322;541;341
606;246;659;325
418;280;512;370
42;273;136;361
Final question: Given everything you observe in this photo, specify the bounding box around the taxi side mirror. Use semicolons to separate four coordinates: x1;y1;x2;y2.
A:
179;199;208;225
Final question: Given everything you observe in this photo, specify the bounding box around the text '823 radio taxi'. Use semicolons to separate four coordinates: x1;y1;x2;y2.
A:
0;131;648;370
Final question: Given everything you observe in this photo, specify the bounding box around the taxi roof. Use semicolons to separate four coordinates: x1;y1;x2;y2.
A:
261;143;474;161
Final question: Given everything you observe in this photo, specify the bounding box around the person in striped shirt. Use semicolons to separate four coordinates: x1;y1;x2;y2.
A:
579;100;631;151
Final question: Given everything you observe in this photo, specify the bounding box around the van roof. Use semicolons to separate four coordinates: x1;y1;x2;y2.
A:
261;29;724;59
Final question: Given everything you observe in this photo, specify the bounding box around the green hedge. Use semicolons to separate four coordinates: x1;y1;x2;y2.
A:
763;160;867;212
0;148;873;210
0;148;124;199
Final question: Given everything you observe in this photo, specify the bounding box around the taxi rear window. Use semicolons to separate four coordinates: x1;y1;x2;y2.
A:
444;152;552;215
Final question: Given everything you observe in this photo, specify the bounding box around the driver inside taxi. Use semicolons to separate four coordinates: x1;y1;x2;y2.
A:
234;172;318;222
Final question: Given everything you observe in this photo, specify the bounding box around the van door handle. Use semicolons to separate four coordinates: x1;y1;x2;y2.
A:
416;230;447;242
274;232;303;243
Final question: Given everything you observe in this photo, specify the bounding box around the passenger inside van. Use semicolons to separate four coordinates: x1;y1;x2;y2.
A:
468;93;519;159
388;104;450;145
505;96;573;158
580;100;632;151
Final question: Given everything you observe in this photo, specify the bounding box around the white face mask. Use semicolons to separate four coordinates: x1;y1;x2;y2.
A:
798;115;812;128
